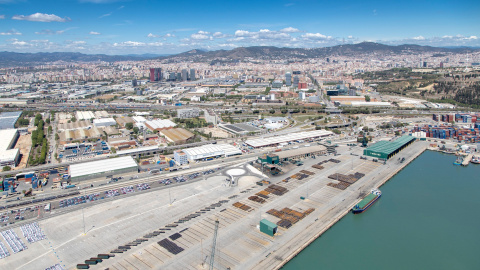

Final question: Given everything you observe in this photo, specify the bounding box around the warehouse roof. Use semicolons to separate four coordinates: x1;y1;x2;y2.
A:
69;156;137;179
245;130;333;148
275;145;327;159
0;129;18;151
145;119;176;130
365;136;416;156
182;143;241;159
116;145;159;156
93;118;116;125
0;111;22;130
160;128;194;143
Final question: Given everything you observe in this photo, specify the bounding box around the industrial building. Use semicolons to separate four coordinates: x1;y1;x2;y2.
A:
69;156;138;181
76;111;95;121
93;118;117;127
115;116;135;128
177;143;242;162
57;120;92;131
219;123;262;135
245;130;333;148
160;128;194;144
258;145;327;164
0;129;20;167
0;111;22;130
363;136;416;160
145;119;176;132
94;111;110;118
59;126;119;144
177;108;200;119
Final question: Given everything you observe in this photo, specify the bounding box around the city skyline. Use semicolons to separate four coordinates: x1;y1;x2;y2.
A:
0;0;479;54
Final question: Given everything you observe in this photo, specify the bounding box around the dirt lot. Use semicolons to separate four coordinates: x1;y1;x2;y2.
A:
202;127;231;138
14;134;32;170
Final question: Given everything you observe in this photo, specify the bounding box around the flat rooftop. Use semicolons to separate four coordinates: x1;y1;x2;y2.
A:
245;130;333;148
69;156;138;179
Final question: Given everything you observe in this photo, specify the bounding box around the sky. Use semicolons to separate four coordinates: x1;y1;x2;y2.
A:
0;0;479;55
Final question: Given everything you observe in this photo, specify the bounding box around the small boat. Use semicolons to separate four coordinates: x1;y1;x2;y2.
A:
471;156;480;164
453;157;463;165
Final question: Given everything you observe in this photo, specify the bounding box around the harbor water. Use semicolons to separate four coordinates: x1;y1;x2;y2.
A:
282;150;480;270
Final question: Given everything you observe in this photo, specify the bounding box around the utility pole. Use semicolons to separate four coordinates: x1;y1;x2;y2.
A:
209;220;219;270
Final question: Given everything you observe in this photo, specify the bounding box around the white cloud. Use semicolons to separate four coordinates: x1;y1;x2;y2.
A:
301;33;330;39
212;32;229;38
10;39;28;46
99;12;112;18
72;41;86;44
147;33;159;38
113;41;146;47
235;30;254;37
164;33;175;38
280;27;301;33
0;29;22;36
0;15;5;19
412;36;425;40
191;31;210;40
35;29;64;35
89;31;101;35
12;13;71;22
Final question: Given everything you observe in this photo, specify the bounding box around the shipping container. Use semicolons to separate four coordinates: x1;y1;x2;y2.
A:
76;264;90;269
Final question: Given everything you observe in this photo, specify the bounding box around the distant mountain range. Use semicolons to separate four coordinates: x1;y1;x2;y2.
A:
0;42;478;67
164;42;479;62
0;52;153;67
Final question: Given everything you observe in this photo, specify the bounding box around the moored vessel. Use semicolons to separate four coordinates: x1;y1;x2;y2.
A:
471;156;480;164
352;189;381;214
453;157;463;165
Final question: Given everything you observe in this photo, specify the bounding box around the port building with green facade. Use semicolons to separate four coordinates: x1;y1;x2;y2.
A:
363;136;416;160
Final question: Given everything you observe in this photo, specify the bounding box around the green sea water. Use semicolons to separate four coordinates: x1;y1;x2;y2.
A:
282;150;480;270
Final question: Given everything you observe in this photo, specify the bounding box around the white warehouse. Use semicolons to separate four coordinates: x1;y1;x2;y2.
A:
179;144;242;162
0;129;20;167
93;118;117;127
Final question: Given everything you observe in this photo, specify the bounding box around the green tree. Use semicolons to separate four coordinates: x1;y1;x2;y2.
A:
125;122;134;130
365;95;371;102
110;147;116;154
2;166;11;171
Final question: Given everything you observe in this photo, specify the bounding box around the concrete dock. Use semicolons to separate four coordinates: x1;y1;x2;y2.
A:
462;153;473;166
0;141;428;270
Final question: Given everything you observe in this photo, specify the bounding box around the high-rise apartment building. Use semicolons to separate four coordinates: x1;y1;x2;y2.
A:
285;72;292;86
190;69;196;81
181;69;188;81
149;68;162;82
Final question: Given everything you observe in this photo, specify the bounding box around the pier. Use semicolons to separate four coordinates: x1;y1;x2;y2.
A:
462;153;473;166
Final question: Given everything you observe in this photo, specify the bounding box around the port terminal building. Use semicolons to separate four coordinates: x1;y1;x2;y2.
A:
245;130;333;148
363;136;416;160
69;156;138;181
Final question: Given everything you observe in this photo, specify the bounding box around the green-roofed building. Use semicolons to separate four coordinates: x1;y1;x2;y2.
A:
363;136;416;160
260;219;278;236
